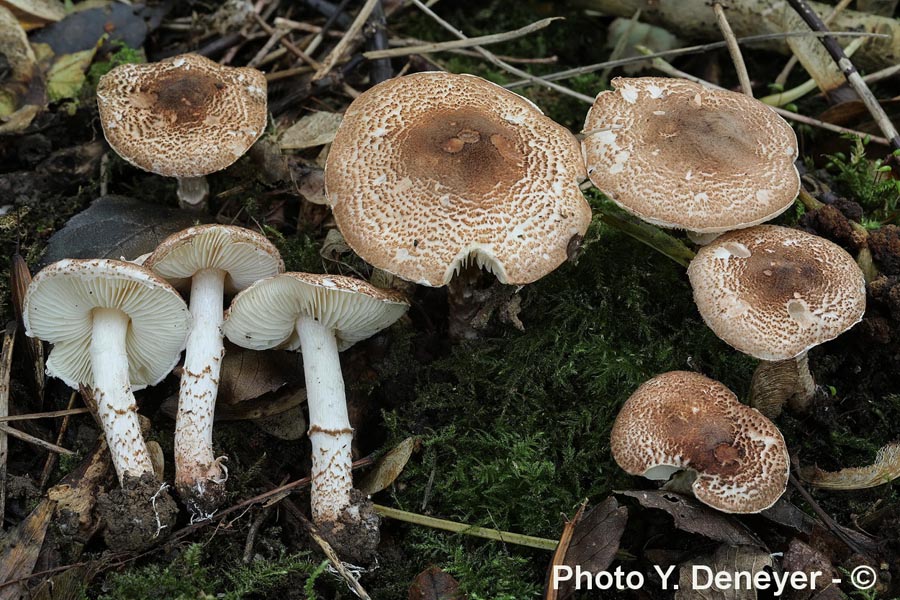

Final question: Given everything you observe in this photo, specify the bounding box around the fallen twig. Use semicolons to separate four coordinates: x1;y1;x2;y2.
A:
410;0;593;104
0;406;90;423
373;504;559;550
0;424;74;456
504;30;887;90
786;0;900;151
38;392;79;491
362;17;560;60
775;0;852;86
314;0;381;80
713;2;752;96
0;322;14;528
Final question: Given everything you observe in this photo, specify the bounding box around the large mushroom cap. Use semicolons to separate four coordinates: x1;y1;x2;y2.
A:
23;259;191;390
96;53;267;178
146;224;284;294
611;371;789;514
324;72;591;287
583;77;799;233
688;225;866;360
223;273;409;352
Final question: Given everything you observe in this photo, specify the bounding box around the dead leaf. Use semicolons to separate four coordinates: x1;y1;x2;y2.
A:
30;2;167;55
0;498;55;600
675;545;774;600
0;5;46;134
618;491;763;548
252;404;307;440
45;44;99;102
41;195;210;266
800;443;900;489
358;437;420;495
10;253;44;402
280;111;344;150
550;497;628;600
781;539;843;600
218;345;301;406
0;0;64;30
409;566;466;600
321;228;351;261
779;8;847;95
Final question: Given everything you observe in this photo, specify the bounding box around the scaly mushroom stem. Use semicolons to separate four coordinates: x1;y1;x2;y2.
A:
749;352;816;418
174;268;227;508
176;176;210;212
296;314;353;523
90;307;154;483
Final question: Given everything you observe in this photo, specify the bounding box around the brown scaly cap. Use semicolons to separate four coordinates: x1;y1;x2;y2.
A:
611;371;789;514
146;224;284;294
96;53;267;178
223;273;409;352
325;72;590;287
688;225;866;360
583;77;799;233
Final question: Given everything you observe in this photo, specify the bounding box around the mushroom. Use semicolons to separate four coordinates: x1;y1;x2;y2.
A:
223;273;408;560
611;371;789;513
583;77;799;238
23;259;190;544
688;225;866;416
145;224;284;515
324;72;590;337
96;53;267;211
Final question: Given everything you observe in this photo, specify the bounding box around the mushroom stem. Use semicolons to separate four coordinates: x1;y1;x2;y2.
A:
295;314;353;523
90;307;154;484
749;352;816;418
174;268;227;507
176;176;210;212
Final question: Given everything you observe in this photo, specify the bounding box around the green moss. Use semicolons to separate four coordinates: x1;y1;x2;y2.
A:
825;141;900;224
85;43;145;90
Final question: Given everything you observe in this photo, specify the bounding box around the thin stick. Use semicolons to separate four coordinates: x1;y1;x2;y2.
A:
760;37;866;107
642;50;892;146
410;0;593;104
0;322;14;528
362;17;560;59
387;38;558;63
373;504;558;551
0;407;90;423
303;0;353;56
503;30;887;90
785;0;900;151
863;63;900;85
0;424;74;456
39;392;79;491
313;0;381;80
775;0;852;86
713;3;752;96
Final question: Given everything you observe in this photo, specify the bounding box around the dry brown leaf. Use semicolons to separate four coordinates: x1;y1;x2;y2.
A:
280;111;344;150
781;539;843;600
218;345;300;405
549;497;628;600
0;5;46;134
800;443;900;489
675;545;774;600
0;0;64;30
252;404;307;440
618;491;763;548
0;498;55;600
358;437;420;495
408;567;466;600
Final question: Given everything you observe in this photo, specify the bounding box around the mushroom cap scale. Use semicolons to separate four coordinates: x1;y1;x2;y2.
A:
325;71;591;287
146;224;284;294
23;259;191;390
583;77;800;233
96;53;267;178
611;371;789;514
223;273;409;352
688;225;866;360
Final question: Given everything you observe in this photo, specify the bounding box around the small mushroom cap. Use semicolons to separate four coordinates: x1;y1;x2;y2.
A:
325;72;590;287
146;224;284;294
688;225;866;360
96;53;267;178
223;273;409;352
23;259;191;390
611;371;789;514
583;77;799;233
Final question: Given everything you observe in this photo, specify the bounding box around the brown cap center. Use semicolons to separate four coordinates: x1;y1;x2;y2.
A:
141;71;224;125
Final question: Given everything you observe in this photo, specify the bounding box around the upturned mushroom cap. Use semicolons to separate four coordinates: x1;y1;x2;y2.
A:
324;72;591;287
96;53;267;178
23;259;191;390
145;224;284;294
688;225;866;360
583;77;799;233
611;371;789;513
223;273;409;351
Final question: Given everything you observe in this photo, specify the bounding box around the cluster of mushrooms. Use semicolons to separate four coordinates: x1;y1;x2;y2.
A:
21;52;867;554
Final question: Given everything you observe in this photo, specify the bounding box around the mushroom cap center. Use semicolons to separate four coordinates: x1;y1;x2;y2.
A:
403;108;523;200
140;71;223;125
